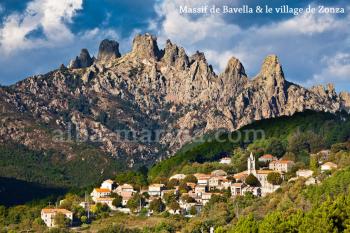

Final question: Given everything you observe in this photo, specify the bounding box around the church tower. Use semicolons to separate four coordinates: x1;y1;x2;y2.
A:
247;152;256;175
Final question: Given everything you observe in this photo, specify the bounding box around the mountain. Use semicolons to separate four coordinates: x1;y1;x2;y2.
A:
0;33;349;178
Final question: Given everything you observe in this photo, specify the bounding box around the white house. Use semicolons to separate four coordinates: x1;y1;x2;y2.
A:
94;197;116;210
321;162;338;172
194;185;207;197
219;157;231;164
41;208;73;228
296;169;314;178
148;184;165;196
195;174;211;186
101;179;116;191
269;160;295;173
242;186;261;197
201;193;213;205
230;183;246;196
91;188;111;201
114;183;134;195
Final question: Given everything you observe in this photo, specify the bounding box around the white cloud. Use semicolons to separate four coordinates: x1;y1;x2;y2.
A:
0;0;83;54
306;53;350;88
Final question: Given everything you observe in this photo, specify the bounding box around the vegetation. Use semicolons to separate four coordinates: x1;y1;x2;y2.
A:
149;111;350;181
267;172;283;185
245;174;260;187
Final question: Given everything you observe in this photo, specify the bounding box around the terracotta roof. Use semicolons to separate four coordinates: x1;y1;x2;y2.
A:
93;188;111;193
41;208;72;214
234;171;248;179
259;154;275;159
270;160;294;164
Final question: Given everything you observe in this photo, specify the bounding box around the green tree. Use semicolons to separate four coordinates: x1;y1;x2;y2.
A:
245;174;260;187
266;138;286;158
267;172;283;185
168;201;180;211
53;213;70;228
183;174;197;183
149;198;165;213
309;155;319;172
126;193;144;212
189;206;197;215
112;195;123;208
167;179;179;189
80;215;88;224
228;214;258;233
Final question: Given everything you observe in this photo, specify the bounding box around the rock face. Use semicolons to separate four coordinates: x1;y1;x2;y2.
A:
68;49;94;69
97;39;121;62
1;33;349;167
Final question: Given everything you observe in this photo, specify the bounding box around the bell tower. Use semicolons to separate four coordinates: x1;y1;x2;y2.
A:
247;152;256;175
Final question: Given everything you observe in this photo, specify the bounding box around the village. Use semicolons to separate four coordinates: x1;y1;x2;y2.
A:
40;151;338;228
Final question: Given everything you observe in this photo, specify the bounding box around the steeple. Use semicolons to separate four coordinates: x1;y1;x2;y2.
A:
247;152;256;175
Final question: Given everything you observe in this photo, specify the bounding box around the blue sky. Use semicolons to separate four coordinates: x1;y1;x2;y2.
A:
0;0;349;92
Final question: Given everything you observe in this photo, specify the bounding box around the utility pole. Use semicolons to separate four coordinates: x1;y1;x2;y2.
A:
85;192;90;220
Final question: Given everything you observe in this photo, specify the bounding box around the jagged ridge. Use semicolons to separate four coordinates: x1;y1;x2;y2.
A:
0;33;349;169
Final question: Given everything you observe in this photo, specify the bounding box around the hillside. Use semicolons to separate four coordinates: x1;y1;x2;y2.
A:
148;110;350;180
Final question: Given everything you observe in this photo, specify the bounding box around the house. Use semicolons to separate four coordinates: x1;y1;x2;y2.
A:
169;174;186;180
41;208;73;228
321;162;338;171
201;193;213;205
120;191;134;206
195;174;211;186
269;160;295;173
91;188;111;201
242;186;261;197
211;169;227;177
219;157;231;164
305;177;318;186
94;197;116;210
230;183;246;196
296;169;314;178
194;185;207;197
148;184;165;196
258;154;277;163
101;179;116;191
114;183;134;195
208;176;228;190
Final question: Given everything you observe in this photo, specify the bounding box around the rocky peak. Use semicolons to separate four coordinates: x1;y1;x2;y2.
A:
223;57;246;77
68;48;94;69
97;39;121;62
161;39;189;69
131;33;161;60
340;92;350;110
254;55;286;90
311;84;337;99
